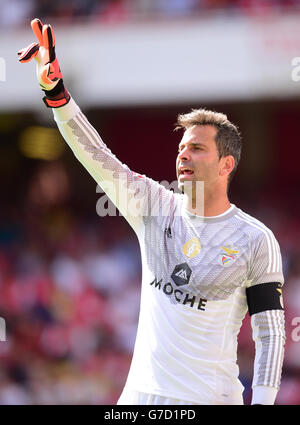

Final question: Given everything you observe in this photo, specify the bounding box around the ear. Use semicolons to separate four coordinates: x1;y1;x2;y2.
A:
219;155;235;178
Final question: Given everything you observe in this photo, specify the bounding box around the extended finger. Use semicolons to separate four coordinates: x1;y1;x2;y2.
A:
43;24;56;63
18;42;39;63
31;18;44;46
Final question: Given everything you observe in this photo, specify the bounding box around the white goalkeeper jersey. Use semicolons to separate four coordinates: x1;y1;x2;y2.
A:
53;99;285;405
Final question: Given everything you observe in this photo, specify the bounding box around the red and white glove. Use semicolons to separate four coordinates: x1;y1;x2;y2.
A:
18;18;70;108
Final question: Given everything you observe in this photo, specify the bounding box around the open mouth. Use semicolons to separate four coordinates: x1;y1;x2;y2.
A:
179;168;194;176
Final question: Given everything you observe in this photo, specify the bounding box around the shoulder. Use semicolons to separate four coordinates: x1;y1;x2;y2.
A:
234;206;279;246
235;207;284;285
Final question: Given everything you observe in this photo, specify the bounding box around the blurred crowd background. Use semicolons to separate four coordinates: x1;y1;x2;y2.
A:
1;0;300;27
1;0;300;406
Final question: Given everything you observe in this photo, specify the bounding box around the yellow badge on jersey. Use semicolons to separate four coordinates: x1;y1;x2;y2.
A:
182;238;201;259
219;244;240;267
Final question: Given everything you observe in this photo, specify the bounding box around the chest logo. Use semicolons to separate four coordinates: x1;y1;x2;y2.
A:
171;263;192;286
219;245;240;267
182;238;201;259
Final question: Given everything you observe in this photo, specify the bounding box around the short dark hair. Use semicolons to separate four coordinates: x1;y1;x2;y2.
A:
175;108;242;184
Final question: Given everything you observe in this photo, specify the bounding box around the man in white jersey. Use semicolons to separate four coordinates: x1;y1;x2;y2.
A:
18;19;286;405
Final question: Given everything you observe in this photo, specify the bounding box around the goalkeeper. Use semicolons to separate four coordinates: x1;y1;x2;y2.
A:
18;19;286;405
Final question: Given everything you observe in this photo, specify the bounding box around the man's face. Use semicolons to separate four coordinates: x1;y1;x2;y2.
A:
176;125;221;192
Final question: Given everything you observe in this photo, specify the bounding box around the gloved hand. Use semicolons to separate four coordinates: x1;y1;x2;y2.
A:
18;18;70;108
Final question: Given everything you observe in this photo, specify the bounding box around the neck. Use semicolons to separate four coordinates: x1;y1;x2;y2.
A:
183;184;231;217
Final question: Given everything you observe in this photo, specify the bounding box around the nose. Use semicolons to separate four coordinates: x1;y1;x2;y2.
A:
178;146;190;161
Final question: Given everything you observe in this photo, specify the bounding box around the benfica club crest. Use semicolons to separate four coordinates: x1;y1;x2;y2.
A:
219;245;240;267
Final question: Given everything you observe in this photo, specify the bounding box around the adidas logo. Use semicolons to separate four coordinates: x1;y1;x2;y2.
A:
164;227;172;238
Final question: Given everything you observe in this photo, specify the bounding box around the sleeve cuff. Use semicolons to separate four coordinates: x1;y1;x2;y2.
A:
251;385;278;405
52;97;80;123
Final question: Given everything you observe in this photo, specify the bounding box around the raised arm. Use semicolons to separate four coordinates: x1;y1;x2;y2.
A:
18;18;173;233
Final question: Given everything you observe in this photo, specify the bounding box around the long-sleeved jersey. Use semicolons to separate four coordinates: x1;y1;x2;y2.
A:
53;99;285;405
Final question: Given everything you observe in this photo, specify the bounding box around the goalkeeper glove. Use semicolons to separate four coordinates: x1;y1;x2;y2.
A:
18;18;70;108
